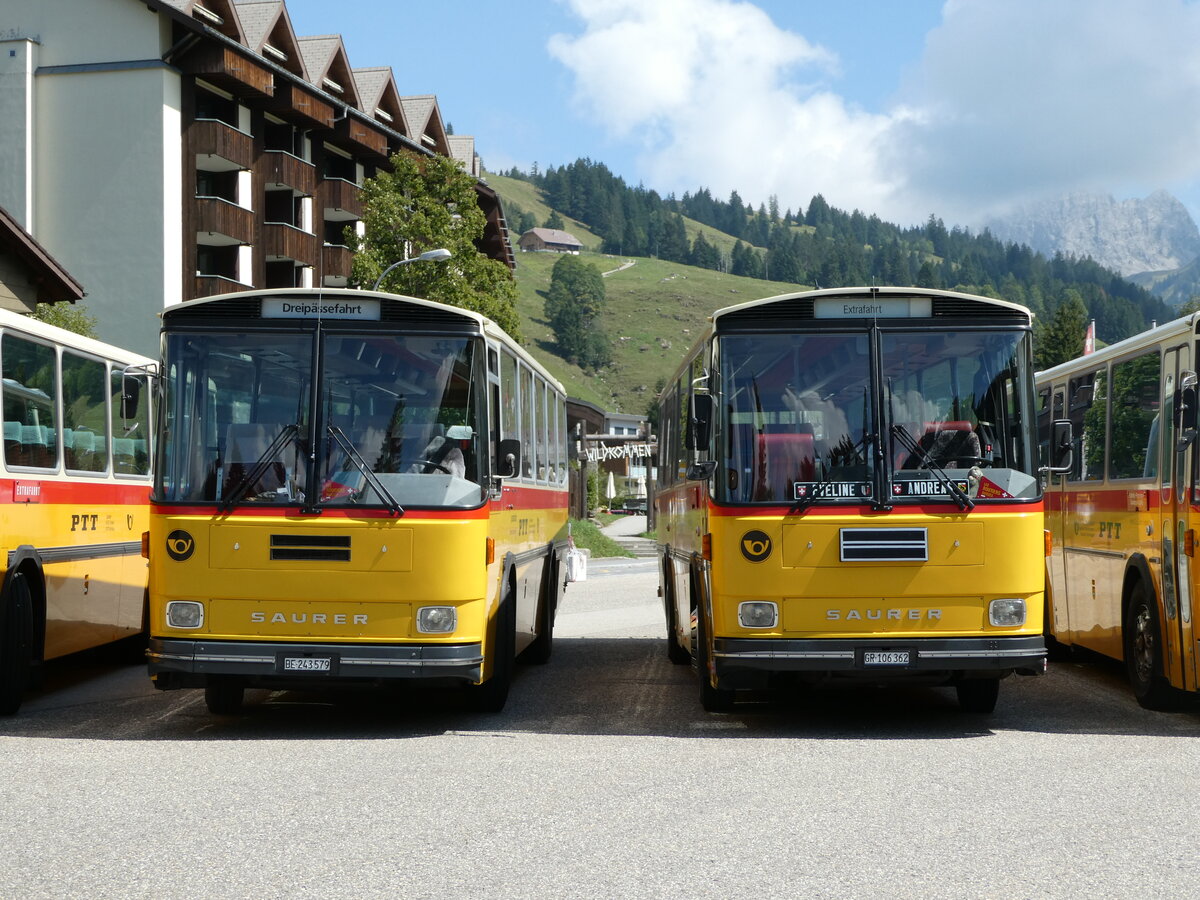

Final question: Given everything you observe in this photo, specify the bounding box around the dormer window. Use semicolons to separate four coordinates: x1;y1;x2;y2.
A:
323;77;343;94
193;3;224;25
262;43;288;63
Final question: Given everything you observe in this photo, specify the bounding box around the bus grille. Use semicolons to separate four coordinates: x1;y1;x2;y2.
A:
840;528;928;562
270;534;351;562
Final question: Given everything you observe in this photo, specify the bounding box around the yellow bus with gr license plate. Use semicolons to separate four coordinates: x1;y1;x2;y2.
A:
146;289;568;714
657;287;1058;713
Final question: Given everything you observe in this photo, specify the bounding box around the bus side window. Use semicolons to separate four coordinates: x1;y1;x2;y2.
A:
2;333;59;470
1068;370;1105;482
112;368;151;476
63;352;107;473
1110;351;1160;480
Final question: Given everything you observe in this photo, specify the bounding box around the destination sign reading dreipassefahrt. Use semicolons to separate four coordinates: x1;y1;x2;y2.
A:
262;298;381;320
814;297;932;319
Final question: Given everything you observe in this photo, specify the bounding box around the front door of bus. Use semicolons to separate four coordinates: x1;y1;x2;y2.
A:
1163;346;1196;692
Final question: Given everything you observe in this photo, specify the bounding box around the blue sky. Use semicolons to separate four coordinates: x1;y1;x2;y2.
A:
281;0;1200;228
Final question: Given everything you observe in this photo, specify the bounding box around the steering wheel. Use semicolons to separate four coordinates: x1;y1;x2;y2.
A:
399;457;452;474
917;455;987;469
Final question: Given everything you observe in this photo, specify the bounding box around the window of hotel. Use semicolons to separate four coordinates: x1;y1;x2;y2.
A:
194;87;239;129
196;169;238;203
197;245;238;280
324;148;357;182
264;119;305;158
324;220;352;247
264;190;303;228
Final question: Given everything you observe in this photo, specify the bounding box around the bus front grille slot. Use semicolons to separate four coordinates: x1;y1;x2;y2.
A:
270;534;351;562
839;528;928;562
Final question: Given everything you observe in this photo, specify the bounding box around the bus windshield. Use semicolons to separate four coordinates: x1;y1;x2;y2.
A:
158;330;483;509
717;328;1037;504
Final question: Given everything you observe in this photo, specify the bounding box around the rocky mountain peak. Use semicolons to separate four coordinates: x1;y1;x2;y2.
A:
985;190;1200;277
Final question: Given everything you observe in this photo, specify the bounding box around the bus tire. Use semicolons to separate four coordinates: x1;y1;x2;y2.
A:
1125;580;1176;710
0;571;34;716
696;601;734;713
204;678;244;715
955;677;999;713
662;558;690;665
468;588;515;713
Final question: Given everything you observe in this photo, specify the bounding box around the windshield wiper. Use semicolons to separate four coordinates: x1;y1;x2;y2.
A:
890;424;975;511
220;424;299;513
325;425;404;516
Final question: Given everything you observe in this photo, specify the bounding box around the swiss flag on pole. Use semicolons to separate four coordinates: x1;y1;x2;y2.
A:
1083;319;1096;355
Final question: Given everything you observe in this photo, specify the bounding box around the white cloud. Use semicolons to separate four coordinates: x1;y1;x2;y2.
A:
548;0;902;217
892;0;1200;223
549;0;1200;227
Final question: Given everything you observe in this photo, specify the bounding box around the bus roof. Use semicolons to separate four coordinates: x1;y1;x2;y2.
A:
710;286;1032;324
1036;310;1200;381
0;306;153;366
160;288;565;395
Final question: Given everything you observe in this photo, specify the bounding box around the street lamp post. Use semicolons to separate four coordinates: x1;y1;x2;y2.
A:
371;248;452;292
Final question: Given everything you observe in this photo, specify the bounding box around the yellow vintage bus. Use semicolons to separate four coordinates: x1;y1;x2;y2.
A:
1038;312;1200;708
0;309;154;714
146;289;569;714
657;287;1054;713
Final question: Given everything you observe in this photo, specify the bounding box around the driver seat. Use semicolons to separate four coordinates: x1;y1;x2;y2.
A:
903;421;981;469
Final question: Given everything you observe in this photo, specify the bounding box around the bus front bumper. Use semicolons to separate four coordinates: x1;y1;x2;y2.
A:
147;637;483;689
712;635;1046;685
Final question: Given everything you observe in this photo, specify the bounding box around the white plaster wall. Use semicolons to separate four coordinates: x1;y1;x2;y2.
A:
0;39;37;228
11;0;182;356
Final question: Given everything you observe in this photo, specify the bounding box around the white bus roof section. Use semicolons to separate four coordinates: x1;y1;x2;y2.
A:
1037;310;1200;381
710;286;1032;324
0;307;154;367
160;288;565;395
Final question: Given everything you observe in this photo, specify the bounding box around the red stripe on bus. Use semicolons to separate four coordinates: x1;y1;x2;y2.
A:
0;478;150;505
705;500;1045;516
152;503;491;520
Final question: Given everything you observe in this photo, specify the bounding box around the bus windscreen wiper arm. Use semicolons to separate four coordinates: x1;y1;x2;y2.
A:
325;425;404;516
220;424;299;513
890;424;975;511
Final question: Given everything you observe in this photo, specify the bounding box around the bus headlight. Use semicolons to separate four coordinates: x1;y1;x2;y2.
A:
738;601;778;629
989;598;1026;627
416;606;457;634
166;601;204;629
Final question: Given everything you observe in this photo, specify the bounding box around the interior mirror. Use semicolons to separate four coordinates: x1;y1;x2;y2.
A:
689;393;714;450
496;438;520;478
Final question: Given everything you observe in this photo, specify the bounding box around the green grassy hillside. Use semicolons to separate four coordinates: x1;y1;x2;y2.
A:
511;249;804;413
489;172;804;414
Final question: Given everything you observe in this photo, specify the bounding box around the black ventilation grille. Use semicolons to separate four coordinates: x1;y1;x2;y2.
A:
270;534;351;562
840;527;928;562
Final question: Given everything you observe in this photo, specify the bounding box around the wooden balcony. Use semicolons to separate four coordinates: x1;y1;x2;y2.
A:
192;275;251;300
319;178;363;217
322;244;354;281
260;150;316;194
193;197;254;244
266;84;335;129
262;223;319;264
189;119;253;168
337;117;389;162
181;43;273;98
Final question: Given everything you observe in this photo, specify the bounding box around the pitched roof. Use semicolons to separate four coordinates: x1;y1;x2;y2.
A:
353;67;409;133
297;34;361;109
0;204;85;303
523;228;582;247
232;1;306;78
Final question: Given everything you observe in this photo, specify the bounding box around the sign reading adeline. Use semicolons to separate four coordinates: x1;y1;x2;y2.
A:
813;296;932;319
262;298;382;320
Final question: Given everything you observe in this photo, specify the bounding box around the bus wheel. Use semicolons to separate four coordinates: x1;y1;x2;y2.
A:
1125;581;1176;710
955;678;999;713
204;678;244;715
468;590;515;713
696;605;734;712
0;572;34;716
